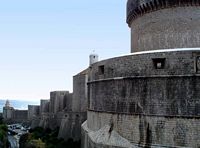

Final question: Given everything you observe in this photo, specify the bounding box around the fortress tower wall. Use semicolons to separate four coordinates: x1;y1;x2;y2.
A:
39;100;52;129
64;93;73;111
89;50;199;81
40;100;49;114
88;50;200;116
82;1;200;147
82;50;200;148
127;0;200;52
39;112;47;129
38;71;87;134
72;70;88;112
28;105;40;120
3;106;14;120
49;91;69;113
58;112;87;141
58;70;88;141
28;105;40;128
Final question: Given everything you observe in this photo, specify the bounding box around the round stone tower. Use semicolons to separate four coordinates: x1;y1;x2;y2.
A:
89;53;98;66
127;0;200;52
81;1;200;148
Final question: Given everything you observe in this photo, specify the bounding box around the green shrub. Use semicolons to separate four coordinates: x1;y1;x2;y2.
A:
20;127;80;148
0;124;8;148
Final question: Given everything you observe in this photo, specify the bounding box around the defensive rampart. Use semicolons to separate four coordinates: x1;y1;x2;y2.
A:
82;49;200;148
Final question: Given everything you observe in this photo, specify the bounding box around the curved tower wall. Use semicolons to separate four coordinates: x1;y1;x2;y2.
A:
127;0;200;52
89;54;99;66
82;1;200;148
86;50;200;147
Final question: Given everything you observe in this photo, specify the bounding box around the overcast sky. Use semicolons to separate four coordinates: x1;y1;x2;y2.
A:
0;0;130;101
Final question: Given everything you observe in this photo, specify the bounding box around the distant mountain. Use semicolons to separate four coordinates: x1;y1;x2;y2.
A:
0;100;40;113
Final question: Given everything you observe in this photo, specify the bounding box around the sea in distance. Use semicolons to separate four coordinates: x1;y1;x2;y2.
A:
0;99;40;113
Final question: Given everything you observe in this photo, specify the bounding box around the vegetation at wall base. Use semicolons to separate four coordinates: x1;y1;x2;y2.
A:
0;117;9;148
19;127;80;148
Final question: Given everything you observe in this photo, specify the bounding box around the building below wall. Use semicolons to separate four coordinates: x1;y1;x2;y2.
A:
3;100;28;124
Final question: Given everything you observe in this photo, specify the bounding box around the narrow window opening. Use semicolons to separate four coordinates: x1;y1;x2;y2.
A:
196;56;200;73
152;58;165;69
98;65;105;75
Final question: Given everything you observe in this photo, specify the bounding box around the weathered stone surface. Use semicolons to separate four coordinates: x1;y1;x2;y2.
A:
13;110;28;123
50;91;69;113
127;0;200;53
40;100;49;114
38;69;88;141
130;7;200;52
89;76;200;116
72;70;88;112
84;50;200;148
89;50;200;81
31;117;40;129
3;106;14;120
28;105;40;120
83;111;200;148
39;113;57;129
58;70;88;141
127;0;200;25
83;1;200;147
88;50;200;118
64;93;73;111
82;121;134;148
58;112;86;141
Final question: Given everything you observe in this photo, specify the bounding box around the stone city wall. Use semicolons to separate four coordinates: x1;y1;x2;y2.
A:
40;100;49;114
50;91;69;113
72;72;88;112
3;107;14;119
89;50;200;81
13;110;28;123
58;71;88;141
58;112;87;141
39;112;65;130
39;113;57;129
84;50;200;147
89;76;200;116
85;111;200;148
63;93;73;112
28;105;40;120
31;69;88;142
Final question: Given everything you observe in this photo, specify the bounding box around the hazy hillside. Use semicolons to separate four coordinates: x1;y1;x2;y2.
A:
0;100;40;113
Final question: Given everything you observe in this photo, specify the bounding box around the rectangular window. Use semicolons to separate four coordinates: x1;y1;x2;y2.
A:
196;56;200;73
152;58;166;69
98;65;105;75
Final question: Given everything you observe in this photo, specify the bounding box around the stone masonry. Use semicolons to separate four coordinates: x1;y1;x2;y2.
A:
127;0;200;52
30;68;89;142
81;0;200;148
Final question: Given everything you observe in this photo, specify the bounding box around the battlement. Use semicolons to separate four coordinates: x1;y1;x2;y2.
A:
127;0;200;26
127;0;200;52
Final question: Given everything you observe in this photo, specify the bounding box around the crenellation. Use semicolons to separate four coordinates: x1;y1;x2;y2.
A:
127;0;200;25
